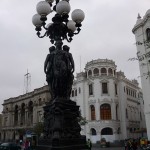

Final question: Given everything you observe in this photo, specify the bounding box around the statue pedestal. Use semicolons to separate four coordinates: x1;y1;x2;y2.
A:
37;136;88;150
36;98;88;150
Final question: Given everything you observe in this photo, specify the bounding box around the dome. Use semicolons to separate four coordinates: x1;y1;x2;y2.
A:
85;59;116;70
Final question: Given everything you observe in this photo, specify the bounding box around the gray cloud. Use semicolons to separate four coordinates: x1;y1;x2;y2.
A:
0;0;149;112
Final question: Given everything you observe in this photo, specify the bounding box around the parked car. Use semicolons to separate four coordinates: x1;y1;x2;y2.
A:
100;138;110;148
100;138;106;147
0;143;21;150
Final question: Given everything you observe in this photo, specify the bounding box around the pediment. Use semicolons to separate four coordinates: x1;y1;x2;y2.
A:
100;79;109;83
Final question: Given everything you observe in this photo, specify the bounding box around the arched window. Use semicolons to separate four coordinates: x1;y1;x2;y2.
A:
72;90;74;97
100;104;111;120
75;89;77;96
146;28;150;41
130;128;133;133
115;84;118;95
117;127;120;134
89;84;93;95
126;88;128;95
101;128;113;135
28;101;33;125
116;104;118;120
21;103;25;125
108;68;113;76
93;68;99;76
6;107;8;112
102;82;108;94
88;70;92;76
85;71;87;78
90;105;96;120
39;98;42;105
90;128;97;135
101;68;107;75
114;70;116;75
129;89;130;95
14;105;18;125
135;92;137;98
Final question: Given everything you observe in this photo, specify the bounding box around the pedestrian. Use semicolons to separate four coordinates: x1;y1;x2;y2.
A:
124;139;127;150
19;139;23;145
87;139;92;150
24;139;29;150
31;140;36;150
129;139;133;150
127;139;132;150
132;139;138;150
22;141;25;150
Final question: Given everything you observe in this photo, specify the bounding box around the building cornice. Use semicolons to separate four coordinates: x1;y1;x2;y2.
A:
132;14;150;33
3;85;49;105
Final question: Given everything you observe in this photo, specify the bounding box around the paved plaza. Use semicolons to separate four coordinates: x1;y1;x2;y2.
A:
92;146;124;150
92;146;141;150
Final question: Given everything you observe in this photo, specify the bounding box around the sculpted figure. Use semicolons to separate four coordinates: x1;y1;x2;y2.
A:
63;45;75;73
52;41;68;98
63;45;74;98
44;46;55;99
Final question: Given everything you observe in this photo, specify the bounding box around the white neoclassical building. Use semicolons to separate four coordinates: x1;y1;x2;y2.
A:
132;10;150;140
1;59;146;143
71;59;146;143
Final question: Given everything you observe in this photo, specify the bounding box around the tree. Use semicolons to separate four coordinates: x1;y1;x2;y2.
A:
78;115;88;126
77;110;88;126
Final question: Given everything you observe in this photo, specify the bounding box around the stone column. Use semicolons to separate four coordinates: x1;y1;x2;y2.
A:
33;105;37;124
111;102;116;120
25;109;28;126
7;112;10;127
96;102;100;120
18;110;21;126
12;112;15;126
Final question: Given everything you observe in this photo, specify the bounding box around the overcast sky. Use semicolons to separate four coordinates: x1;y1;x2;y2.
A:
0;0;149;112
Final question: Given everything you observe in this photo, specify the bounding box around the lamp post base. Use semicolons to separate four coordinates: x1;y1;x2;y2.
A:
36;136;88;150
36;98;88;150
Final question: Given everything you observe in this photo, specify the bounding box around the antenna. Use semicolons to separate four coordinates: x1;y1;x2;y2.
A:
24;69;31;94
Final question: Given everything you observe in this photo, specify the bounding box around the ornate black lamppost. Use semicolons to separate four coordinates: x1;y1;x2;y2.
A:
32;0;87;149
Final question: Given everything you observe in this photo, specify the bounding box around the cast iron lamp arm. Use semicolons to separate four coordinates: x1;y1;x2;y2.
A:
73;27;81;35
65;35;72;42
37;31;48;38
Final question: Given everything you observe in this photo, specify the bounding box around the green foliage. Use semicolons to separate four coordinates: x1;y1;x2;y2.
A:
78;115;88;126
77;110;88;126
33;122;44;136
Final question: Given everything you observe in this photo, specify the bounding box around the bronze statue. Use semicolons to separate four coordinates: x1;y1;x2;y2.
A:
44;41;75;99
44;46;55;99
63;45;74;98
63;45;75;73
